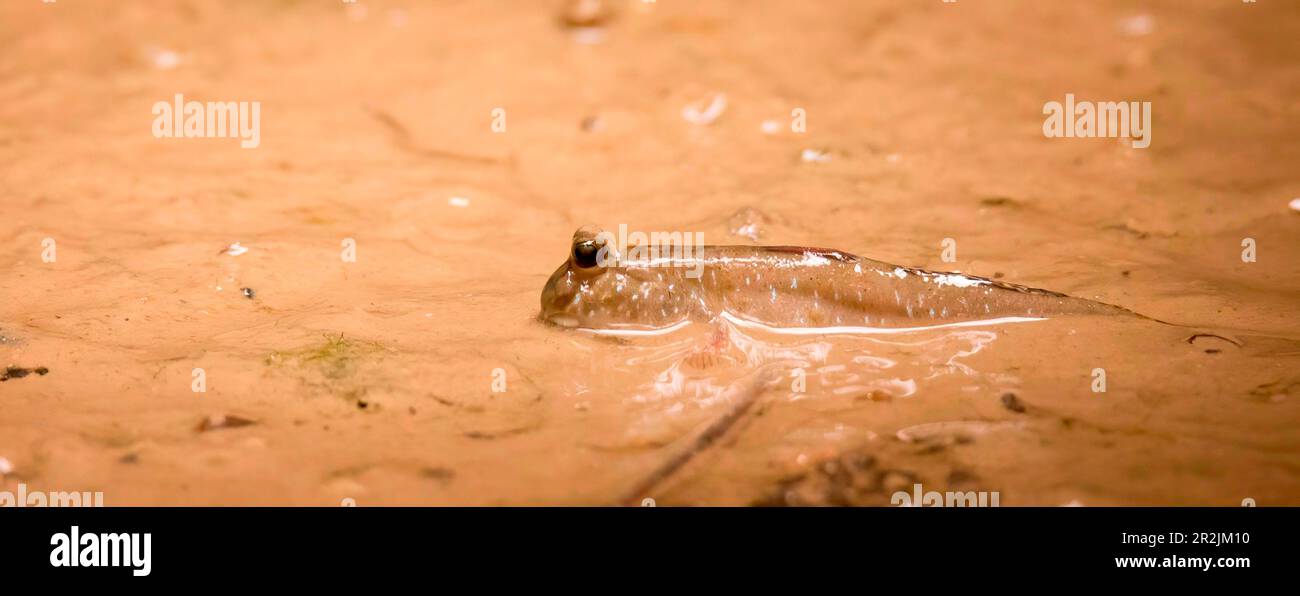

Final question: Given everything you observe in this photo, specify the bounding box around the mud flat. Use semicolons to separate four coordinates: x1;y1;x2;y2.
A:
0;0;1297;505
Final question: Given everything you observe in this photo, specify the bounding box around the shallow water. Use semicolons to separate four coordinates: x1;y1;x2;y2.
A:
1;0;1298;505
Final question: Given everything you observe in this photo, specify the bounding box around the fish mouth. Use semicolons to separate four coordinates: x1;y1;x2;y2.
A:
544;313;580;328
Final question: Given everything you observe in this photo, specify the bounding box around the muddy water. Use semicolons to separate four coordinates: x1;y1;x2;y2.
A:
1;1;1298;505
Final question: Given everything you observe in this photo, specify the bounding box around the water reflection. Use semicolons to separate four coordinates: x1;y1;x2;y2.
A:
565;316;1027;456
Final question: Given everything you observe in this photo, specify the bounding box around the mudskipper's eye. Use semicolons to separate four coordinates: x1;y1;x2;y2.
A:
573;241;600;268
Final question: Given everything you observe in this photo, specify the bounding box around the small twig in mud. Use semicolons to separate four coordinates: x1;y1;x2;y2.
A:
1185;332;1243;347
620;376;769;506
364;106;506;165
364;105;579;225
197;414;257;432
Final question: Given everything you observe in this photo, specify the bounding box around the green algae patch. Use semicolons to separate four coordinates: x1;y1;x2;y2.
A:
264;333;393;401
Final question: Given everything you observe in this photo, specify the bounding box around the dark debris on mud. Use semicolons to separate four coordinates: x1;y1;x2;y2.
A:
1;366;49;382
753;451;919;507
752;438;1000;507
419;467;456;484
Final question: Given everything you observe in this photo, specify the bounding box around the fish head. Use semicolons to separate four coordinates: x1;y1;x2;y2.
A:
539;226;691;330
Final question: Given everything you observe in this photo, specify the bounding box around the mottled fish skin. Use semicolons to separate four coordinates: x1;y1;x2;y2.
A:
539;228;1134;330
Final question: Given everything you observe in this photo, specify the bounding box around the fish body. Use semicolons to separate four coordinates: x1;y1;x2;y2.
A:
540;227;1135;331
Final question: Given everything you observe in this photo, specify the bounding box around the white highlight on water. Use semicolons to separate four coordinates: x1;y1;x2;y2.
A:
718;311;1045;335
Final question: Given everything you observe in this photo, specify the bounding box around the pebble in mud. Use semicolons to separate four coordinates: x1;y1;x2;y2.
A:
727;207;769;242
855;389;892;403
800;148;832;163
144;46;182;70
979;196;1020;208
947;468;979;486
419;467;456;484
560;0;612;27
1000;392;1027;413
220;241;248;256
